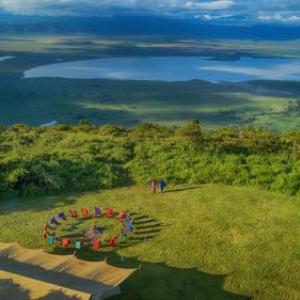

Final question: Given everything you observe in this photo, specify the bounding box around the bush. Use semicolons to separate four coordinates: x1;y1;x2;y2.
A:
0;121;299;196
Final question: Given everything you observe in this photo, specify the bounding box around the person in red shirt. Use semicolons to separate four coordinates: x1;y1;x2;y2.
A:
151;179;158;194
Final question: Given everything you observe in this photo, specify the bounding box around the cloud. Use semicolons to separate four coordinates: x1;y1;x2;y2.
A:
258;13;300;24
185;1;234;10
0;0;235;15
201;13;233;20
0;0;137;15
0;0;300;25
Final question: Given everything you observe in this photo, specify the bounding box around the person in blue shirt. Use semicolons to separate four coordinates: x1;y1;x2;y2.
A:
159;179;167;193
50;216;60;227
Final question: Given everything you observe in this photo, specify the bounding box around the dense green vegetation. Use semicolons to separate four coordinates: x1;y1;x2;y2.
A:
0;184;299;299
0;121;299;197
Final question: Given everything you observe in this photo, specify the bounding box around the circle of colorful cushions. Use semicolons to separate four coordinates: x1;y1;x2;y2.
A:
44;207;134;251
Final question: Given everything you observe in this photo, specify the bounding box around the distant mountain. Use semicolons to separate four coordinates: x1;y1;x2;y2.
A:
1;14;300;40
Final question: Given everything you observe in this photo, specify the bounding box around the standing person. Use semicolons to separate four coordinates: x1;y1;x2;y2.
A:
42;222;51;252
151;179;158;194
42;222;50;239
159;179;167;193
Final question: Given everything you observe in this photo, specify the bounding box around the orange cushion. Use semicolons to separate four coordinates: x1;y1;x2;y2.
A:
62;239;70;247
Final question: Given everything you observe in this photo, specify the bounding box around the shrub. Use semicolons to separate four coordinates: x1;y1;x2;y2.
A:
0;121;298;196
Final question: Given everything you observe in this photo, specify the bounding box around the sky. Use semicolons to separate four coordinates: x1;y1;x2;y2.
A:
0;0;300;25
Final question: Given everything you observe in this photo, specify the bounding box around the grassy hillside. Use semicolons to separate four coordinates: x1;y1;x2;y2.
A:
0;184;299;299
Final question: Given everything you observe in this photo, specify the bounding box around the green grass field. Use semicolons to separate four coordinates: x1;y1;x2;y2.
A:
1;184;300;299
0;74;299;131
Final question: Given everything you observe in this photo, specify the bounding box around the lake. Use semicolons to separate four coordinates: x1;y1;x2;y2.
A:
24;56;300;82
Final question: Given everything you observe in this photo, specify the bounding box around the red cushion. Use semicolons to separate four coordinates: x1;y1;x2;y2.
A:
106;208;113;217
92;241;102;250
70;210;78;218
108;238;116;247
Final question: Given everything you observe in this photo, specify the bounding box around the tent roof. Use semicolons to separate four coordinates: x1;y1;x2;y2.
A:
0;243;137;300
0;270;92;300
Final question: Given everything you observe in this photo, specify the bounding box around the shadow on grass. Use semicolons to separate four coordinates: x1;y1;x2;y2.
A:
0;194;79;216
0;250;250;300
108;254;250;300
0;256;250;300
66;243;250;300
49;213;249;300
0;167;134;216
164;186;202;193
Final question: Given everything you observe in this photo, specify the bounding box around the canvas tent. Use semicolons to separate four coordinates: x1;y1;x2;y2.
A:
0;243;137;300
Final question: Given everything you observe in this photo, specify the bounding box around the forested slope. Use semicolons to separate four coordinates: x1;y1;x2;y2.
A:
0;120;299;196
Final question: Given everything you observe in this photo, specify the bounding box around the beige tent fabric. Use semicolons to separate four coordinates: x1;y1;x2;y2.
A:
0;243;137;300
0;270;91;300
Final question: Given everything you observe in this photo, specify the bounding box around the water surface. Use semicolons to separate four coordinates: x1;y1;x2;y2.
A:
0;56;14;62
24;56;300;82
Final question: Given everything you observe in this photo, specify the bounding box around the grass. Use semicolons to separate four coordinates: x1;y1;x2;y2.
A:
0;73;299;131
58;215;123;242
222;92;300;131
1;184;300;299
